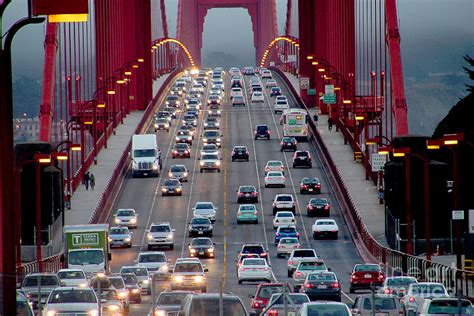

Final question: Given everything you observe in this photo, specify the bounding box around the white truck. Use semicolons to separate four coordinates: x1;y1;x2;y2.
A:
131;134;162;177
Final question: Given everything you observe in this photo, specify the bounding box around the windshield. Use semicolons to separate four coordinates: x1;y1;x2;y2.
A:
151;225;171;232
363;297;397;310
317;221;336;226
308;273;336;281
192;239;212;246
171;166;185;172
190;297;246;316
196;203;213;209
428;300;472;314
280;238;298;244
293;250;315;257
303;178;319;184
203;145;217;150
279;227;296;233
204;131;219;137
167;96;178;101
174;263;203;273
68;250;103;265
239;187;255;193
242;245;263;253
310;198;327;205
175;144;188;149
299;261;326;271
243;259;266;266
23;276;58;287
355;265;381;272
268;161;282;166
268;172;282;177
201;155;218;160
156;118;168;123
191;218;210;225
256;126;268;131
240;205;256;211
57;271;85;280
139;253;166;263
158;293;190;305
133;149;156;158
108;278;124;289
101;290;119;301
258;286;286;299
306;305;349;315
117;210;134;216
121;267;148;276
163;180;180;186
277;212;293;218
121;274;137;285
48;289;97;304
387;278;417;286
276;196;292;201
272;294;309;305
110;228;128;235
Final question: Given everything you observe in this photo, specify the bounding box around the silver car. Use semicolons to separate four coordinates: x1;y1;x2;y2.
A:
351;294;402;316
119;266;151;295
136;251;169;277
21;273;60;308
168;164;189;182
109;226;132;248
400;282;449;315
114;208;138;228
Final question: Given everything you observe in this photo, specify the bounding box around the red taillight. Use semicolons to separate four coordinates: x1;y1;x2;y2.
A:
384;289;392;294
331;282;340;288
295;244;301;248
263;267;269;271
305;283;313;288
260;252;267;257
268;309;279;316
324;205;330;210
378;274;385;280
275;233;280;237
253;211;257;215
351;274;356;279
238;211;242;216
316;185;321;188
288;259;294;265
277;245;283;248
238;192;244;196
241;268;249;271
295;272;302;277
252;300;264;308
409;297;415;303
252;192;257;195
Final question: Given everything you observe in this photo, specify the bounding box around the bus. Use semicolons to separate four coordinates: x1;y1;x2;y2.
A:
282;109;309;139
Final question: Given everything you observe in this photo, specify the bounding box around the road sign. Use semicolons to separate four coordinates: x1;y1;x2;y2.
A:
371;154;387;172
287;55;297;62
323;93;336;104
300;77;310;89
452;210;464;220
325;85;334;94
307;89;317;96
469;210;474;233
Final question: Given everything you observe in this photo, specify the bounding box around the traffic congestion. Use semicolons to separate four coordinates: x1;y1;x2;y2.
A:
17;67;473;316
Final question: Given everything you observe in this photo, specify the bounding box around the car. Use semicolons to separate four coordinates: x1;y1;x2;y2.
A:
379;276;418;297
188;237;216;258
107;275;130;306
255;124;270;140
169;258;208;292
231;78;243;88
293;150;312;168
231;145;250;161
195;77;207;86
237;185;259;203
262;293;310;315
265;79;278;88
188;217;213;237
119;266;151;295
136;251;169;277
287;249;318;277
99;288;127;314
299;271;341;301
275;225;300;245
154;291;193;316
351;294;402;316
230;87;243;98
270;86;281;96
188;88;202;98
170;86;183;96
312;218;339;239
264;160;285;174
42;287;99;315
243;66;255;75
265;171;286;188
56;269;87;287
273;99;289;113
209;89;224;98
276;237;301;258
175;130;193;144
306;198;330;217
120;272;142;303
154;117;170;132
349;264;385;293
185;97;202;110
236;204;259;224
182;114;197;127
211;83;225;91
293;259;329;284
207;104;222;117
273;211;296;230
272;194;295;215
113;208;138;228
240;243;268;260
236;253;261;274
108;226;133;248
261;70;272;79
165;95;180;107
207;94;222;105
238;258;272;284
156;111;172;123
186;109;199;118
279;137;297;152
181;74;192;82
300;177;321;194
16;290;34;316
179;293;248;316
298;301;351;316
172;143;191;158
204;116;220;130
146;222;175;250
249;283;292;315
199;153;221;172
400;282;449;315
161;178;183;196
415;297;473;316
179;124;196;138
251;91;265;102
164;106;177;118
200;143;219;156
168;164;189;182
193;201;217;222
232;95;246;106
202;129;222;147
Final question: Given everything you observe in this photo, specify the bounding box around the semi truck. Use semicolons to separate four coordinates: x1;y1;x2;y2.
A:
63;224;112;275
131;134;162;177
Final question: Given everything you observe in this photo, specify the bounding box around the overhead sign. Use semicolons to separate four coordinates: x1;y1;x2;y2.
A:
300;77;310;89
32;0;89;22
469;210;474;233
452;210;464;220
371;154;387;172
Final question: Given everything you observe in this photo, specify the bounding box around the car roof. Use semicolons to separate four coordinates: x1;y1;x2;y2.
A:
151;222;171;227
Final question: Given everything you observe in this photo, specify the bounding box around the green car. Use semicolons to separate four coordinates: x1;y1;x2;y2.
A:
236;205;259;224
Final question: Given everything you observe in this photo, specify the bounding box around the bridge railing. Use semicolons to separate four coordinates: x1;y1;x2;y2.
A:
272;67;473;298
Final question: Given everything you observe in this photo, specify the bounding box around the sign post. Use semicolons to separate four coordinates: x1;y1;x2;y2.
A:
452;210;464;221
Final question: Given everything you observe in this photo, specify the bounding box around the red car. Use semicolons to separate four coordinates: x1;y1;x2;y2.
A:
349;263;385;293
250;283;292;315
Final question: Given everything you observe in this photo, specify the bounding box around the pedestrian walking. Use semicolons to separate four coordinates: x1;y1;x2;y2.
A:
90;173;96;191
327;117;334;131
84;172;90;190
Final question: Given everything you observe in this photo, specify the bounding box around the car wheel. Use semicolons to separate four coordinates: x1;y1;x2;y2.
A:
232;158;234;162
200;169;203;173
237;220;241;225
255;220;258;224
170;244;174;250
349;288;355;294
333;234;338;240
246;158;249;162
218;169;221;172
277;253;282;258
265;184;268;188
293;164;296;168
147;245;152;250
188;233;192;237
273;226;276;230
308;164;312;168
287;270;293;278
313;233;318;240
238;280;242;285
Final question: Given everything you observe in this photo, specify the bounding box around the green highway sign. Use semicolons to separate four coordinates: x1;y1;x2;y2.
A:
307;89;317;96
323;93;336;104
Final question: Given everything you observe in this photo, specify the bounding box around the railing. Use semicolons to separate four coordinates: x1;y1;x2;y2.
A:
272;67;473;298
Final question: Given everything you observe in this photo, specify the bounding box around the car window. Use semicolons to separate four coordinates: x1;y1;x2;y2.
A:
121;267;148;276
164;179;180;186
277;213;293;218
192;239;212;246
158;292;190;305
110;228;129;235
171;166;185;172
196;203;213;209
23;276;58;287
279;227;296;233
299;261;327;271
281;238;298;244
310;198;327;205
427;300;472;314
240;205;256;211
243;259;266;266
276;196;293;201
239;186;255;192
307;305;350;315
192;218;210;225
57;271;85;279
268;161;282;166
48;289;97;304
242;245;264;253
363;297;397;310
317;221;336;226
387;278;417;286
189;297;246;316
174;263;203;273
268;172;282;177
296;152;309;157
257;286;286;299
355;265;381;272
293;250;315;257
308;273;336;281
201;154;218;160
139;253;166;263
272;294;309;305
108;277;125;289
150;225;171;232
117;210;134;216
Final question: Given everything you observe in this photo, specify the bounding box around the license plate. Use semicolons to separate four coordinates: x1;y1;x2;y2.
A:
308;189;313;191
375;313;388;316
199;252;204;255
169;190;174;193
198;231;203;234
365;274;372;278
143;172;148;175
245;194;250;197
318;285;327;289
287;143;291;145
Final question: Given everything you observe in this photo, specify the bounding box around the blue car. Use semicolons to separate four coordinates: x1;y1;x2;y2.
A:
274;225;300;245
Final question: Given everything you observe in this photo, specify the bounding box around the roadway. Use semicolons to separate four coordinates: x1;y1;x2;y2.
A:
108;69;364;314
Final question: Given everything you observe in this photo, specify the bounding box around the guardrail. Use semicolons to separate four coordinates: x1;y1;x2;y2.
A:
271;66;473;298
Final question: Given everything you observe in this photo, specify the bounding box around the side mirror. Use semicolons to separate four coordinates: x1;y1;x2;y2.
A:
168;269;173;274
204;268;209;273
327;267;332;271
172;229;176;232
108;253;112;261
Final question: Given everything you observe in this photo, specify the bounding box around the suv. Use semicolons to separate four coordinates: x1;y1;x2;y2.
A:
280;137;297;151
21;273;60;308
199;153;221;173
136;251;169;276
240;243;268;260
169;258;208;292
146;222;175;250
165;95;180;107
232;146;250;161
255;124;270;140
287;249;318;277
293;150;312;168
179;293;247;316
119;266;151;295
272;194;296;215
202;130;222;148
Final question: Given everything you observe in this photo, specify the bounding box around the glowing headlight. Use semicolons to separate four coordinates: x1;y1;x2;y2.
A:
164;124;169;128
147;233;153;240
215;123;219;127
108;237;112;242
167;234;173;239
187;136;192;140
142;279;149;284
207;248;214;252
114;218;120;224
155;311;166;316
79;282;88;288
132;288;140;294
183;172;188;177
176;188;181;192
194;275;204;283
168;172;173;177
88;310;98;316
107;304;120;312
118;291;128;299
216;138;221;142
190;248;197;253
160;264;168;270
176;137;180;141
203;138;208;142
204;123;208;127
154;124;158;128
200;161;205;166
208;110;212;114
173;275;184;283
153;164;159;170
47;311;57;316
217;110;221;114
216;161;221;166
162;188;168;192
130;218;137;224
124;237;131;242
166;101;169;105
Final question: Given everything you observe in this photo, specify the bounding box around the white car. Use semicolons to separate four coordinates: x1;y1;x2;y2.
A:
193;202;217;222
274;99;289;113
265;79;277;88
251;91;265;103
180;75;192;82
287;249;318;277
400;282;449;315
277;237;301;258
147;222;175;250
272;194;295;215
293;259;328;283
230;87;243;99
264;171;286;188
199;153;221;173
264;160;285;174
312;219;339;239
120;265;151;294
200;144;219;156
43;287;99;315
57;269;87;287
237;258;272;284
273;211;296;230
261;70;272;79
114;208;138;228
136;252;169;277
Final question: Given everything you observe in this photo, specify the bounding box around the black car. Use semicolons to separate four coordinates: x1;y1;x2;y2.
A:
237;185;259;203
166;95;180;107
280;137;298;151
121;273;142;303
299;272;341;301
254;124;270;140
270;86;281;96
207;95;221;105
161;179;183;196
240;243;268;259
232;146;250;161
231;78;243;88
164;106;177;118
300;177;321;194
293;150;312;168
172;143;191;158
306;198;330;217
188;217;213;237
188;238;216;258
